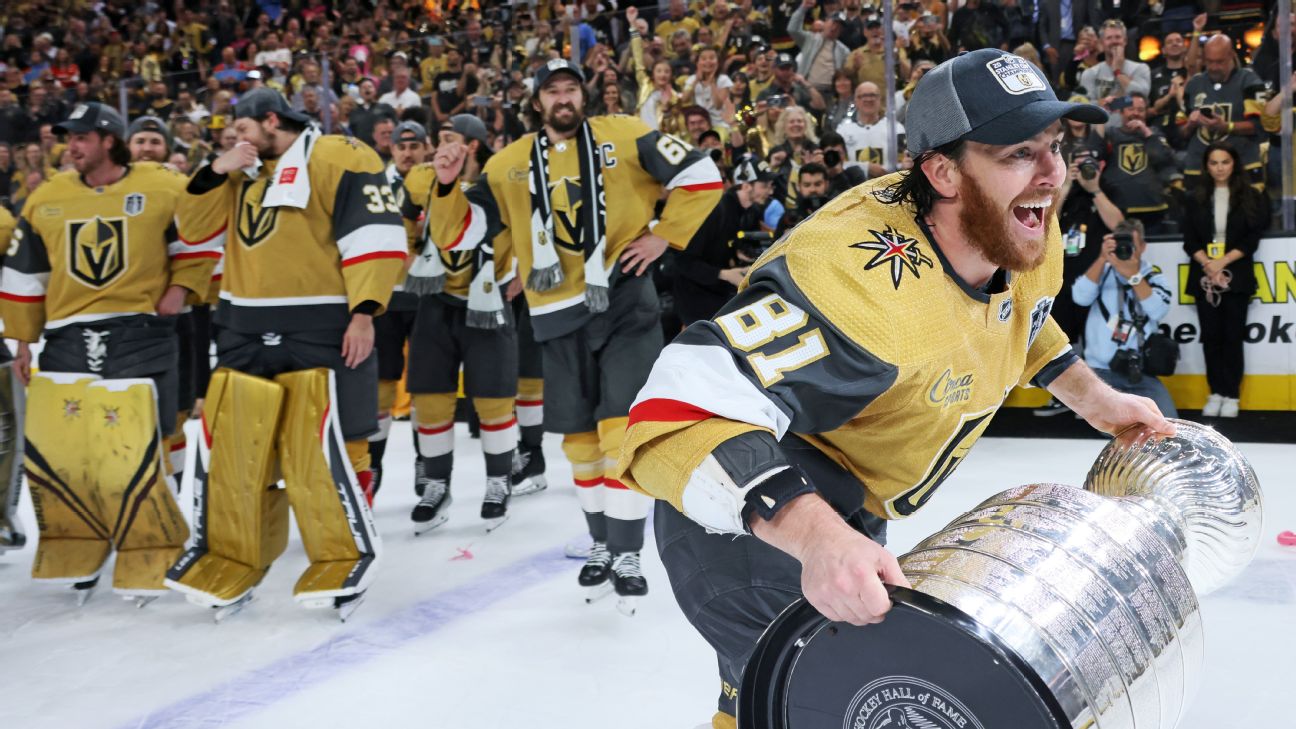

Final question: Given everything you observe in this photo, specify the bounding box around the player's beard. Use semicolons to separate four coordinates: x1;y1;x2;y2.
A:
545;102;583;134
956;176;1058;273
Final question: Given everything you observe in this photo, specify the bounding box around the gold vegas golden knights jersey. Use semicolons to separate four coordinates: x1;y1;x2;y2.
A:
425;114;723;341
0;163;219;343
178;135;407;333
401;163;514;298
614;174;1078;521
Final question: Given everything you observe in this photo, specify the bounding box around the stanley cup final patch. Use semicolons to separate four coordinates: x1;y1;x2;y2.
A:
986;55;1046;95
123;192;146;217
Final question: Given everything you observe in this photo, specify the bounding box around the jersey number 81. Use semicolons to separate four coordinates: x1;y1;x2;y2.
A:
715;293;829;387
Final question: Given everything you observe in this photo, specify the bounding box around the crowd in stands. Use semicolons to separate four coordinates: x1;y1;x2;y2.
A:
0;0;1291;410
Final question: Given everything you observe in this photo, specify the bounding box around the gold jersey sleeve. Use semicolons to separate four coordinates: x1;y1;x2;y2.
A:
615;175;1076;520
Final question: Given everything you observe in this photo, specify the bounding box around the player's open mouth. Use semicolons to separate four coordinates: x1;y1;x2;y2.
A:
1012;201;1049;231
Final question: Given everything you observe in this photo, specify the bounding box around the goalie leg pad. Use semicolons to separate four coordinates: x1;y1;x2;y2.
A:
0;363;27;552
24;373;112;583
165;369;289;607
85;379;190;596
275;369;381;607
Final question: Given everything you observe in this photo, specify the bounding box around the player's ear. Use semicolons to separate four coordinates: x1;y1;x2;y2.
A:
921;152;960;199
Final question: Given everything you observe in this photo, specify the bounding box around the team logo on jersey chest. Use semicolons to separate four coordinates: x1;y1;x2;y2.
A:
852;225;934;289
123;193;146;217
66;216;128;288
237;179;280;247
1118;143;1148;175
548;176;586;254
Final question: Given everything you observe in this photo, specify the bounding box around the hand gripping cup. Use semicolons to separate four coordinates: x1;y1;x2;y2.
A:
740;420;1263;729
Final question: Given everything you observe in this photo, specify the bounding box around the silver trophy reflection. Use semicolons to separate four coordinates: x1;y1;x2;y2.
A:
899;419;1263;729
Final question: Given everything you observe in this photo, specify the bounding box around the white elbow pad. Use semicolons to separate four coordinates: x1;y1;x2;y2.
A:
680;455;790;535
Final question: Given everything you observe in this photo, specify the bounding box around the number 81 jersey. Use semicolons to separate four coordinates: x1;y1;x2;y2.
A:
614;175;1076;521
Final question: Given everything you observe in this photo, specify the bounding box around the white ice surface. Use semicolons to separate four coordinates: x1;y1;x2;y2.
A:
0;425;1292;729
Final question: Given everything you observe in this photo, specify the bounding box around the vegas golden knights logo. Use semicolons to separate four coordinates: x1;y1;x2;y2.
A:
855;147;884;166
887;408;996;517
443;250;473;273
547;177;586;254
67;217;127;288
237;179;280;247
1118;143;1148;175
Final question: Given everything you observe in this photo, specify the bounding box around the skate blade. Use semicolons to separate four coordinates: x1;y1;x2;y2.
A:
336;594;365;623
616;596;640;617
128;595;160;609
585;581;614;604
564;541;591;560
73;578;100;607
413;513;450;536
484;513;509;533
214;594;254;623
512;475;548;496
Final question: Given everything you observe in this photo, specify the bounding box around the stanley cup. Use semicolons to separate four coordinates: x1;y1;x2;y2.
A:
897;419;1264;729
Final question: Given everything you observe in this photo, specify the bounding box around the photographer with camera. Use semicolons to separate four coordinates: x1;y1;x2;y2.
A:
815;131;869;198
673;158;774;325
1071;220;1178;418
775;161;830;237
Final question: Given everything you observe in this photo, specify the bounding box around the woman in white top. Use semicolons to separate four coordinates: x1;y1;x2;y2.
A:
683;46;734;128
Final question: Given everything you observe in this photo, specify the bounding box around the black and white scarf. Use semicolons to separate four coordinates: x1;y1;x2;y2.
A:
406;183;506;329
527;120;610;313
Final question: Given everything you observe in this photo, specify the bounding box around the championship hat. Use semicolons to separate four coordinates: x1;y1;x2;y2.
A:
234;87;311;124
904;49;1107;155
55;103;127;138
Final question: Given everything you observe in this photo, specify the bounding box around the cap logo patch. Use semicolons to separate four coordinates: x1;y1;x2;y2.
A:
547;58;568;71
278;167;298;185
70;105;89;119
986;55;1045;95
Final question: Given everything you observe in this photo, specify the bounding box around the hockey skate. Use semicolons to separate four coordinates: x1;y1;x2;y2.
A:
509;445;548;496
334;592;366;622
611;551;648;617
0;524;26;553
213;593;254;623
579;541;613;603
73;576;100;607
412;476;452;535
481;475;511;533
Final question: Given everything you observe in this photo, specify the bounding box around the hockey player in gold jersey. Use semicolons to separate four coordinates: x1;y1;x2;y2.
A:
164;89;406;620
368;120;430;499
415;60;722;612
614;50;1177;727
0;103;215;603
401;114;521;534
0;204;23;555
127;115;200;487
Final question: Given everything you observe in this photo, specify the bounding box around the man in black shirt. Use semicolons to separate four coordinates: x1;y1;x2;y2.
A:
431;47;476;125
674;159;773;325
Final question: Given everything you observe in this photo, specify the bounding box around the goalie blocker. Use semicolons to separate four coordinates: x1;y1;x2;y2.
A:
165;368;381;616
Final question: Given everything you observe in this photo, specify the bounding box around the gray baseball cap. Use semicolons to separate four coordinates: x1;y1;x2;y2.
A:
904;49;1107;155
394;120;428;143
55;102;127;138
443;114;490;146
533;58;585;91
234;87;311;124
127;115;173;151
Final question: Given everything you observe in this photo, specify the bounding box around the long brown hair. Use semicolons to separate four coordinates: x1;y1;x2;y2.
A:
1192;142;1262;219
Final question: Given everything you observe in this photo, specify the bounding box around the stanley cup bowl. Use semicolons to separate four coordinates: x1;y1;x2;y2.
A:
896;419;1263;729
